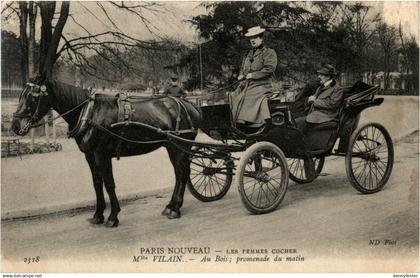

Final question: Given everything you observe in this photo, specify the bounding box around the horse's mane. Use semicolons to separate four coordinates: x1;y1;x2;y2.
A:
48;80;90;106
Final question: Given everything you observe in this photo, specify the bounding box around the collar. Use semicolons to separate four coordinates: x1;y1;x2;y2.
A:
250;45;264;54
323;79;333;87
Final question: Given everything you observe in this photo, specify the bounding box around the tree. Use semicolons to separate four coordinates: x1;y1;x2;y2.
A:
1;31;22;86
2;1;174;84
376;21;398;90
28;1;37;78
339;2;380;79
181;1;362;90
398;24;419;95
183;2;320;89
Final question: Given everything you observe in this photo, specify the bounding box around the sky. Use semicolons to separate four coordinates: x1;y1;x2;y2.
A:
1;1;206;43
1;1;418;43
377;1;419;42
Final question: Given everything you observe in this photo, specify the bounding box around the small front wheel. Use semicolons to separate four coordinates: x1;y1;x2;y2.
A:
236;142;289;214
346;122;394;193
287;156;325;184
188;147;234;202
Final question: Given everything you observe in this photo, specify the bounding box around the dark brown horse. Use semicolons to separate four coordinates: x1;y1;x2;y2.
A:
12;77;201;227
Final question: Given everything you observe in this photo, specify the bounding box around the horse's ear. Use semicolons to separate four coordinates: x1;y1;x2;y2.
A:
30;74;46;85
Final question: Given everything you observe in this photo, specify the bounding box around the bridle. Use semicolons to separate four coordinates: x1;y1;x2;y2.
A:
13;82;92;136
13;82;50;135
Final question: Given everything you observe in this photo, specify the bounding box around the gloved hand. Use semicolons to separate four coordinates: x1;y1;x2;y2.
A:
237;74;245;81
308;95;316;103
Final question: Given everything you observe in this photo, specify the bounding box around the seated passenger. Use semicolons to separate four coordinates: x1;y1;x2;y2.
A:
296;64;343;134
230;26;277;129
295;64;343;180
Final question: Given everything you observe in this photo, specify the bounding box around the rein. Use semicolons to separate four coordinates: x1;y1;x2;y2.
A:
206;80;241;94
30;98;91;129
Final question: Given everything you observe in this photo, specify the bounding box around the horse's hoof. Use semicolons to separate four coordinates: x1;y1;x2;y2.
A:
166;210;180;219
161;207;171;216
89;216;104;224
105;219;119;227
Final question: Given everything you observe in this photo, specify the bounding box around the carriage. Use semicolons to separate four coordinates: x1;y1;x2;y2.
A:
12;77;394;224
186;82;394;214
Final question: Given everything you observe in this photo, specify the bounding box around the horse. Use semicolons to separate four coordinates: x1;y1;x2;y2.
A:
11;77;201;227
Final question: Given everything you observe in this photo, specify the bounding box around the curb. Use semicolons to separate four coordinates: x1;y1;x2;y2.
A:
1;187;171;221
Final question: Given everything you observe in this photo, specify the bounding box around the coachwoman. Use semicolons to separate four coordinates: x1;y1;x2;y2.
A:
231;26;278;128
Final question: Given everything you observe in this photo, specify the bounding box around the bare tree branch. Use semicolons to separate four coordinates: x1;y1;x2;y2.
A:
96;1;123;33
108;1;160;35
78;1;112;30
1;1;16;14
2;1;19;21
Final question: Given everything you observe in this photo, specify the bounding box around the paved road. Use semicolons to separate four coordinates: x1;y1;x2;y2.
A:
1;132;418;273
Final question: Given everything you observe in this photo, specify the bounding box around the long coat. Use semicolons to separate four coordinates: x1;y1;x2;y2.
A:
306;80;343;123
231;46;277;126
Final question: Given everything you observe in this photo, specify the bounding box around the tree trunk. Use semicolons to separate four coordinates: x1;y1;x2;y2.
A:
38;1;55;76
28;1;37;79
384;57;389;90
41;1;70;78
18;1;29;87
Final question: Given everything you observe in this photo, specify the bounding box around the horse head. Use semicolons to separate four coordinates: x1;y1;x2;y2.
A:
12;76;53;136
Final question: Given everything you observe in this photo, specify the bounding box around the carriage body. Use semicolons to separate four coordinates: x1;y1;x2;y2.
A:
189;82;394;214
199;84;384;157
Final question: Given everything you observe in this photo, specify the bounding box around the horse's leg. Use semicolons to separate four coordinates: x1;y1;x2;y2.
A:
162;145;191;219
95;152;121;227
85;152;105;224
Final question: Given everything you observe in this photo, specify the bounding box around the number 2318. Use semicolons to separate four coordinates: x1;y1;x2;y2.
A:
24;256;40;264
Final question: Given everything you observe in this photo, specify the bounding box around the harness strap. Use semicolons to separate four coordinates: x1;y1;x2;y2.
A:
88;119;168;144
30;98;91;129
167;96;196;134
68;94;96;138
117;92;134;122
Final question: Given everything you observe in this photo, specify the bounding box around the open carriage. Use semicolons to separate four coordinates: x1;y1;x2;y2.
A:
187;82;394;214
12;77;394;222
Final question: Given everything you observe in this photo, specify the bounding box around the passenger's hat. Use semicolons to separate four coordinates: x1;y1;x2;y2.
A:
245;26;266;38
317;64;338;77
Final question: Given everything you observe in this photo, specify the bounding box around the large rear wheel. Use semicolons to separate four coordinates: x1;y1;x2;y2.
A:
236;142;289;214
345;122;394;193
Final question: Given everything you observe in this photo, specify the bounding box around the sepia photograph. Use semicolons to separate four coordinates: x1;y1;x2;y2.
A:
1;0;419;274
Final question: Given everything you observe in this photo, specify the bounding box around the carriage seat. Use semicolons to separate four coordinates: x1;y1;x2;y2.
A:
309;120;338;131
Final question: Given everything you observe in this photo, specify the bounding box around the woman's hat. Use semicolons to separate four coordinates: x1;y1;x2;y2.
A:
245;26;266;38
317;64;338;77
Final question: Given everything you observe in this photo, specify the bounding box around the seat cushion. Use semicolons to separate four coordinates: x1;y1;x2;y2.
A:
310;120;338;131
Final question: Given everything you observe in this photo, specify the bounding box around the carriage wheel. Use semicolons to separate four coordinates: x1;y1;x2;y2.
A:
345;122;394;194
187;148;234;202
287;156;325;184
236;142;288;214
